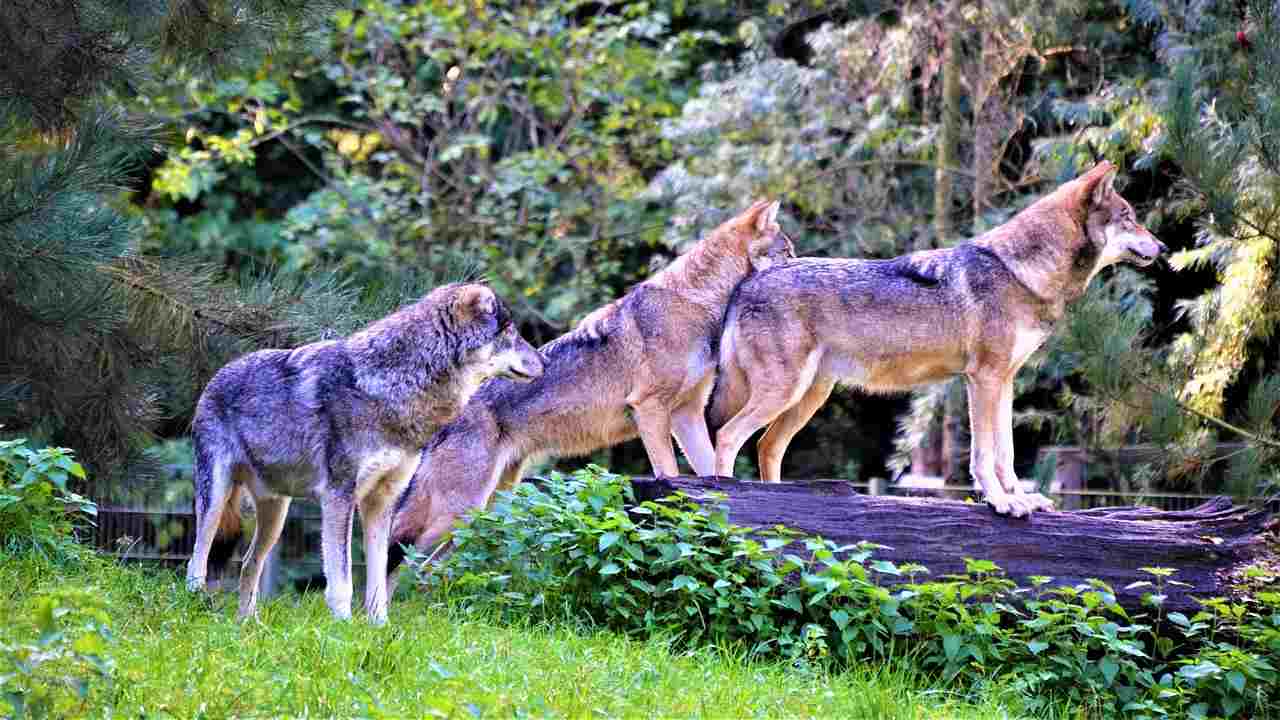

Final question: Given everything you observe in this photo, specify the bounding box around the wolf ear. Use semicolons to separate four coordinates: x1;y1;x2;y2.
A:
736;198;775;231
1080;161;1118;208
746;201;784;270
454;284;497;321
754;200;781;234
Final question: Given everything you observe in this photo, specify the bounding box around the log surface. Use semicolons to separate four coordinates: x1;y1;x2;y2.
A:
624;476;1276;612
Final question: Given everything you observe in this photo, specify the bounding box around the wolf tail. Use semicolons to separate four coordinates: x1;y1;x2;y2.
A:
206;483;244;580
706;316;750;432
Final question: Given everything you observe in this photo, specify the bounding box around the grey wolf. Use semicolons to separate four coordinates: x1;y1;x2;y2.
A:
382;200;795;588
708;161;1166;517
185;283;544;624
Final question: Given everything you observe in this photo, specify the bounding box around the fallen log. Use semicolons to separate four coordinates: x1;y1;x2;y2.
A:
624;476;1278;613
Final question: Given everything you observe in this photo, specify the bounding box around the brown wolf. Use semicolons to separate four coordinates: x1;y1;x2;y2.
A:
185;283;544;624
381;200;795;587
708;162;1166;517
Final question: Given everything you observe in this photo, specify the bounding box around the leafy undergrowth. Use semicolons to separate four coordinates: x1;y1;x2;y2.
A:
0;553;1046;719
420;467;1280;720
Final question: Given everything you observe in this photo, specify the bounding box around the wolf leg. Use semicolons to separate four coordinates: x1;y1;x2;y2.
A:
629;396;680;477
360;458;418;626
994;379;1054;513
965;375;1025;518
757;378;835;483
714;393;794;479
671;407;715;477
236;494;291;621
319;490;356;620
670;373;717;477
714;353;818;479
490;456;526;499
186;453;234;593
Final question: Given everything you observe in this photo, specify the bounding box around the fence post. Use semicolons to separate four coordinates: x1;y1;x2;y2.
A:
1048;447;1086;510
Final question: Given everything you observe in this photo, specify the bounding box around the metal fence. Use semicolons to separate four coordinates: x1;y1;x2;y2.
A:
92;487;329;594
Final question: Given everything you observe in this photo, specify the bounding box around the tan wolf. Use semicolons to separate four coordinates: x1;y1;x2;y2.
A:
185;282;544;624
708;161;1166;517
381;200;795;586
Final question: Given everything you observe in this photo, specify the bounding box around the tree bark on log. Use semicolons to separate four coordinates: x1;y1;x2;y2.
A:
624;477;1277;613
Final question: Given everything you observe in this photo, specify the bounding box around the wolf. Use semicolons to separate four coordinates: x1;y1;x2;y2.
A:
708;161;1166;517
185;282;544;624
381;199;796;588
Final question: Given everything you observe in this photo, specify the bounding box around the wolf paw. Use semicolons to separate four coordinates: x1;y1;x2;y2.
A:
986;494;1028;518
186;575;205;593
983;489;1034;517
364;596;389;626
1023;492;1056;513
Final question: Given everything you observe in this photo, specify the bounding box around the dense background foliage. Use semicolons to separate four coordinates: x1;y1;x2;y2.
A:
2;0;1277;498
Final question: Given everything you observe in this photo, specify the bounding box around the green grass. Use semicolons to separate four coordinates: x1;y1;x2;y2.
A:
0;554;1057;719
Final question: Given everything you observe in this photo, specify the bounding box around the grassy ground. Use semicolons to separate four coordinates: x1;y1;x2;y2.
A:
0;553;1057;719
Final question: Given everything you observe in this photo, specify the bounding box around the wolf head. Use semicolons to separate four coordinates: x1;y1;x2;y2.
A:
450;284;544;383
737;199;797;272
1076;161;1168;268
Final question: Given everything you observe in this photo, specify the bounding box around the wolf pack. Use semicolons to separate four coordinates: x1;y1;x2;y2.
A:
186;161;1167;624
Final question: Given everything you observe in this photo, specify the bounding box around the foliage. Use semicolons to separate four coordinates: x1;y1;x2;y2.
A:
1157;0;1280;475
0;0;335;131
143;0;726;341
1024;0;1280;496
9;0;1277;488
0;439;96;560
0;553;1039;719
0;587;114;720
422;467;1280;718
0;0;348;489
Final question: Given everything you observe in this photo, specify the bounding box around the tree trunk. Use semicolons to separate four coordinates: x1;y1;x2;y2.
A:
932;0;963;247
624;476;1276;613
972;0;993;230
916;1;966;478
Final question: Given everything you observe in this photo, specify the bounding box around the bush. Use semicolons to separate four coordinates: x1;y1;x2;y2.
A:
0;439;97;560
0;586;115;719
414;466;1280;718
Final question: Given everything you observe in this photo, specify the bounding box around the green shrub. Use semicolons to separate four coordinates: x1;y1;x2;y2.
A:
0;439;97;560
413;466;1280;719
0;586;115;719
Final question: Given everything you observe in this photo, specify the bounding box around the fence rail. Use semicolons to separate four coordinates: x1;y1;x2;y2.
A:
91;473;1236;571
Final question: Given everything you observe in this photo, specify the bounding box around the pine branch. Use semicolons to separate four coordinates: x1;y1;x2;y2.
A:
1125;369;1280;450
99;261;253;338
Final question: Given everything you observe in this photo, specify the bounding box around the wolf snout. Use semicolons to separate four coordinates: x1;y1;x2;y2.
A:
1130;233;1167;265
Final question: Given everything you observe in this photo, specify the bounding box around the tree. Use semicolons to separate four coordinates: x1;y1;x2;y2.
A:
0;1;339;492
1077;0;1280;495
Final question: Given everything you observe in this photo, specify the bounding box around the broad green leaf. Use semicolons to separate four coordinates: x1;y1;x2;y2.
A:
942;634;960;660
1099;656;1119;686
